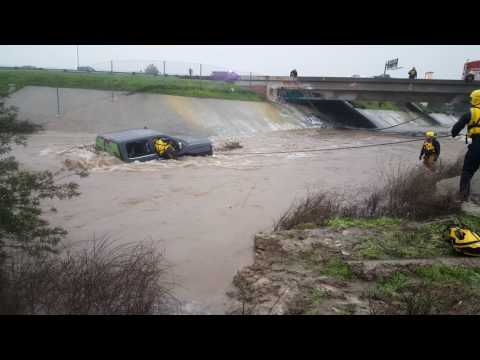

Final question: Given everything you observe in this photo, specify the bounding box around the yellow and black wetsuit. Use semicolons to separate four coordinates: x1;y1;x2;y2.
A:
419;139;440;170
153;138;177;159
452;106;480;199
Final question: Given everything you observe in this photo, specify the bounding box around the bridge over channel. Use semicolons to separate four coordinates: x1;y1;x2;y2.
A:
234;76;480;103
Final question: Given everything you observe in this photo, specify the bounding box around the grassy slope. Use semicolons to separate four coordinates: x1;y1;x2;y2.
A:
0;70;264;101
350;100;402;111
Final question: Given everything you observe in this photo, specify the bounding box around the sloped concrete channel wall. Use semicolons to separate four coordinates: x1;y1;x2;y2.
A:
293;99;457;133
6;86;457;137
6;86;309;137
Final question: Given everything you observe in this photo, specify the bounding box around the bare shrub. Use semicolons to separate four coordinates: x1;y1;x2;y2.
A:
0;237;176;314
275;160;463;230
435;155;464;180
274;192;342;231
372;164;461;219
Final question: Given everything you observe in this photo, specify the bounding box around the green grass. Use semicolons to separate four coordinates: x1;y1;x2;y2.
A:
354;221;458;260
320;257;353;280
453;214;480;234
0;70;264;101
368;265;480;314
350;101;402;111
310;288;327;306
293;223;319;230
375;272;410;297
356;230;452;260
326;217;401;230
416;264;480;286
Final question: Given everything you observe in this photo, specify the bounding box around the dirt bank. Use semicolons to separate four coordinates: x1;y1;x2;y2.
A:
228;216;480;315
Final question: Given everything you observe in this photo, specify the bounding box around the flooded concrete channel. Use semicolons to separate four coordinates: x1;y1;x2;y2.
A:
11;128;466;314
6;86;468;313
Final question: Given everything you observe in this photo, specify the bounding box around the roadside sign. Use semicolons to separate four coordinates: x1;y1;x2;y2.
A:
385;58;399;70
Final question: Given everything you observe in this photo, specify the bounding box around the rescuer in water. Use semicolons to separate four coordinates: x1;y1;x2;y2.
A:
153;137;177;160
419;131;440;171
451;89;480;201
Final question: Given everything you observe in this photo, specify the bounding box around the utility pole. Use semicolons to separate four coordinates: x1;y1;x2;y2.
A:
76;45;80;69
110;60;113;74
56;88;60;116
163;61;166;76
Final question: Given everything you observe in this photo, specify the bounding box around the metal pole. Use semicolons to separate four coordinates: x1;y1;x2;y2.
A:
76;45;79;69
249;72;252;88
163;61;166;76
110;60;113;74
56;88;60;116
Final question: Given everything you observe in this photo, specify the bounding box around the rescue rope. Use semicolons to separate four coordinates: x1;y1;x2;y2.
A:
221;134;453;157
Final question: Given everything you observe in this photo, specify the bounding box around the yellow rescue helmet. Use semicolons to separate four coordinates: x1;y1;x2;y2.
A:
425;131;436;138
471;89;480;107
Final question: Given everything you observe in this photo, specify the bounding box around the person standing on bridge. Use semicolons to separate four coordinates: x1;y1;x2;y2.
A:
419;131;440;171
408;67;418;80
451;89;480;201
290;69;298;80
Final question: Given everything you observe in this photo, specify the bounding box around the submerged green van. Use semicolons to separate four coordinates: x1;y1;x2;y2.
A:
95;128;213;163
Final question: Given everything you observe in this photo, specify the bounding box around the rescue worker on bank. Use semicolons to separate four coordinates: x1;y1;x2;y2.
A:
451;89;480;200
153;137;177;160
419;131;440;170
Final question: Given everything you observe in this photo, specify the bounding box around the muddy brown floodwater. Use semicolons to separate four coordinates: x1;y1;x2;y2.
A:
10;128;467;314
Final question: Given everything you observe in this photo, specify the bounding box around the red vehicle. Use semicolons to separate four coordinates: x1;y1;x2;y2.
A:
463;60;480;81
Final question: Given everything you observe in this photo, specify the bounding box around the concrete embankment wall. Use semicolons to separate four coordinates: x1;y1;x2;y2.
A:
6;86;309;137
298;99;457;133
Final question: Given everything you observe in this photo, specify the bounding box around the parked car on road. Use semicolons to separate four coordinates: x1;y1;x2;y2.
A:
210;71;240;82
95;128;213;163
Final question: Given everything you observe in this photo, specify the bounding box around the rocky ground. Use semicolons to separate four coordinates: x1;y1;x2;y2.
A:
227;214;480;315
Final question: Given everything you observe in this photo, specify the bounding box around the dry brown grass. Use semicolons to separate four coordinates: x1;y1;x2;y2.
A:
0;237;176;314
275;160;463;231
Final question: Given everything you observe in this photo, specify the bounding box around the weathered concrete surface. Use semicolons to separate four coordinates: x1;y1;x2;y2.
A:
430;113;458;127
358;109;431;129
6;86;309;137
272;77;480;102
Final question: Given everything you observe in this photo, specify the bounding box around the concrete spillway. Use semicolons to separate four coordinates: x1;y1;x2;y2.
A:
290;99;457;134
6;86;310;137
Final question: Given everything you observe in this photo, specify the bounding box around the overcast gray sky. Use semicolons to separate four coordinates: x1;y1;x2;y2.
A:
0;45;478;79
